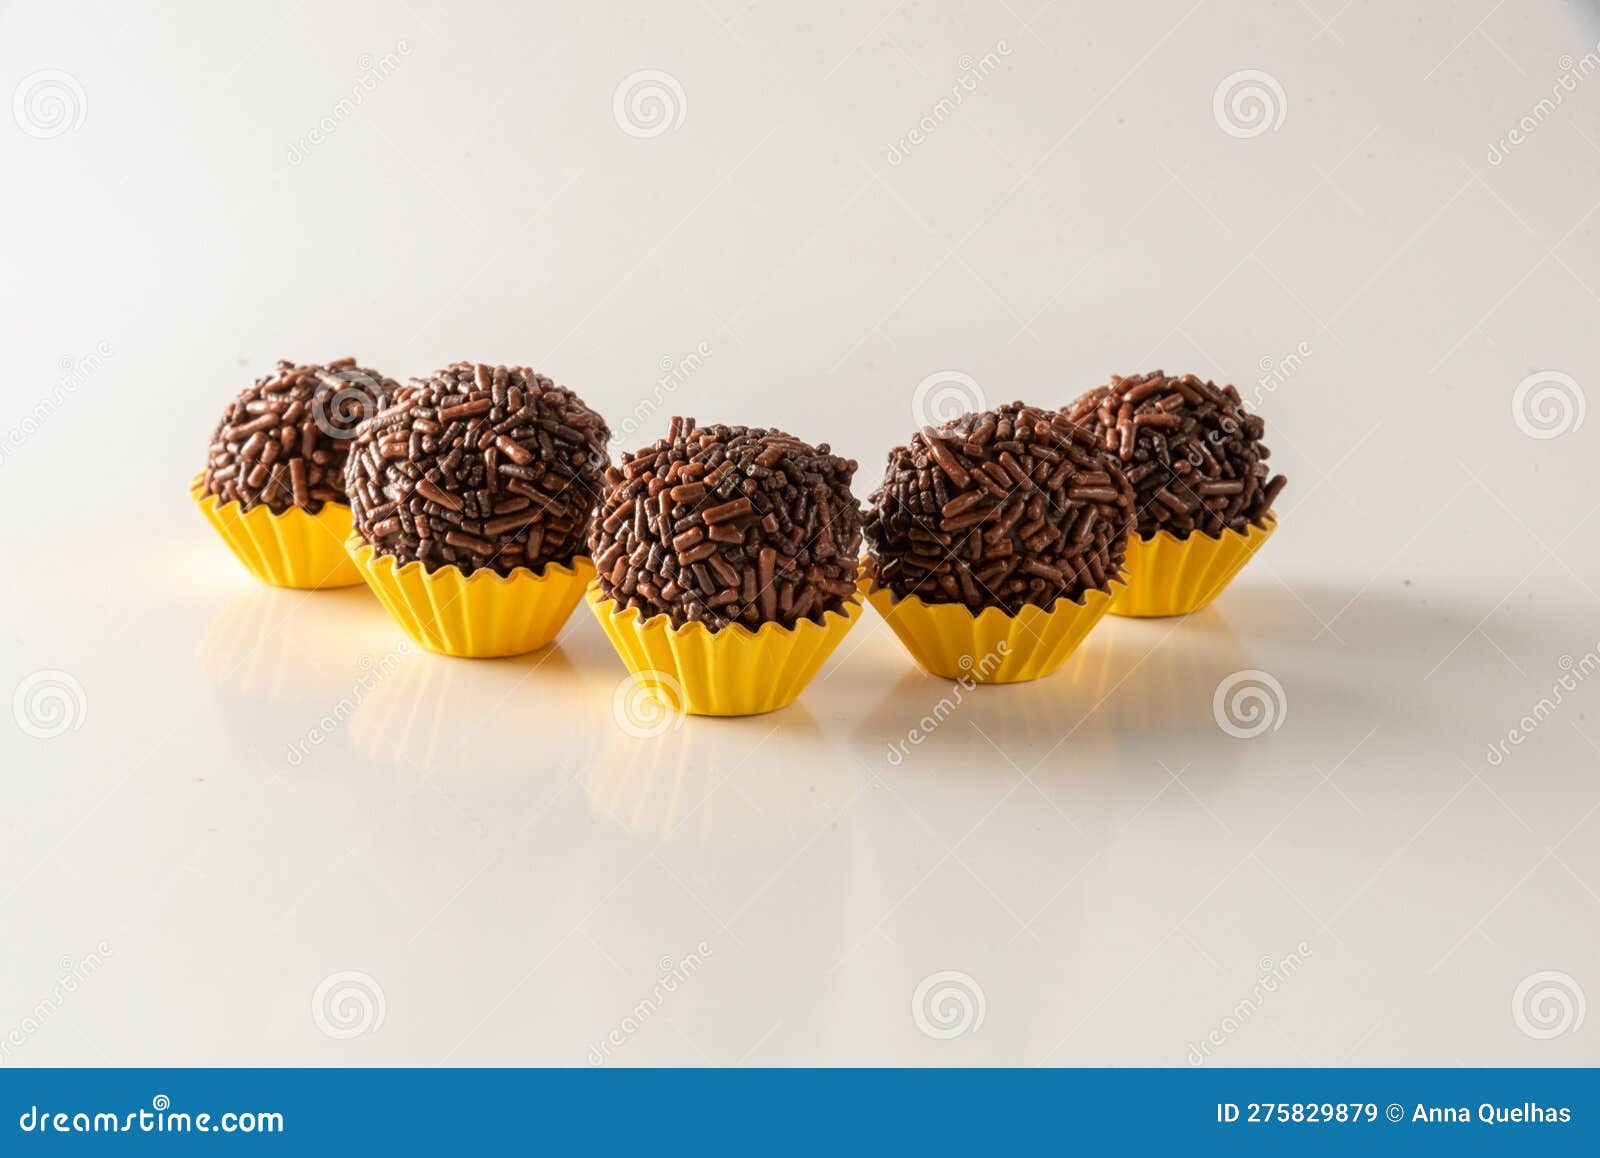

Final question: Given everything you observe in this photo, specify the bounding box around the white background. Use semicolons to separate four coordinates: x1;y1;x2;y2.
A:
3;0;1598;1065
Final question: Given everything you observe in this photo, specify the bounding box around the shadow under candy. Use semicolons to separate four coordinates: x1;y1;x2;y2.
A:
839;601;1291;782
1070;606;1257;737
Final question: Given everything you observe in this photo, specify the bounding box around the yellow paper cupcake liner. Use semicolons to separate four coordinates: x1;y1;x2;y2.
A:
1109;516;1276;618
586;585;864;717
864;579;1119;684
347;539;595;658
191;474;363;589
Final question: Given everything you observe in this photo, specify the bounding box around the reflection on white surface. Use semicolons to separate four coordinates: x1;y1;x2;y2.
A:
5;0;1600;1070
587;705;842;843
196;584;390;703
347;640;595;773
11;535;1590;1066
850;608;1255;770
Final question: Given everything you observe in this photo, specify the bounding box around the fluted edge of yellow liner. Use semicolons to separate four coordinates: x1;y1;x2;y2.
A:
864;579;1120;684
190;474;363;589
1109;516;1276;618
585;583;864;717
348;538;595;658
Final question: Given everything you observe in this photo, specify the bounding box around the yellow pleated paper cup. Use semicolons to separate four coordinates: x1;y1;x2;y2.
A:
347;539;595;658
586;585;864;717
190;474;363;590
864;580;1120;685
1110;516;1276;618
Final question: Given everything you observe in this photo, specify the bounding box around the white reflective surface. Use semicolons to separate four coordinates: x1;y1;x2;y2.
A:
3;0;1598;1065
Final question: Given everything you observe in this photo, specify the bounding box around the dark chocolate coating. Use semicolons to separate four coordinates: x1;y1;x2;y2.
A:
1063;370;1286;539
345;362;609;576
865;401;1133;615
589;417;863;630
202;358;399;515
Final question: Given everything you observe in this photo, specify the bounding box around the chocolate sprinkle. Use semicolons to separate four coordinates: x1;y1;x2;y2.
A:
345;362;610;576
202;358;399;515
865;402;1133;615
1063;370;1286;539
588;418;863;631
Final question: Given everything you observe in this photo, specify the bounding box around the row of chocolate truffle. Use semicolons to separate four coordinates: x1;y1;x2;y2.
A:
201;358;1285;631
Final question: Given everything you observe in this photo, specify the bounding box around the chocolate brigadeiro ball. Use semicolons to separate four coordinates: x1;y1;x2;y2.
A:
1063;370;1287;539
202;358;399;515
589;417;863;631
346;362;610;577
865;402;1134;615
